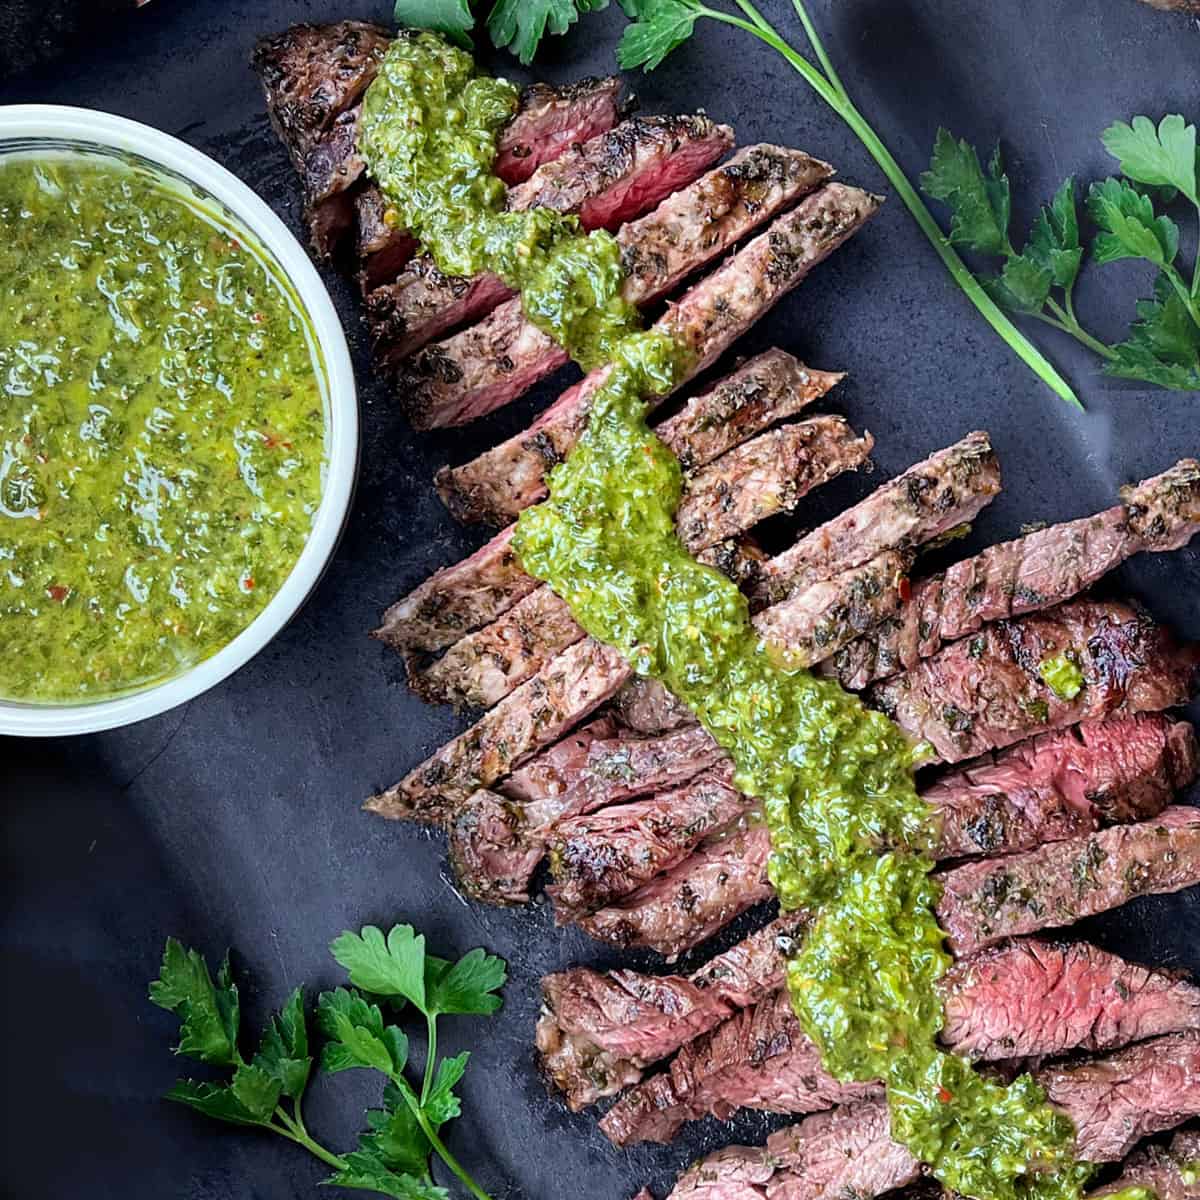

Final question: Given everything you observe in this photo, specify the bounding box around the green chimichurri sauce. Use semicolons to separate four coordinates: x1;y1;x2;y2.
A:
360;32;1104;1200
0;156;325;702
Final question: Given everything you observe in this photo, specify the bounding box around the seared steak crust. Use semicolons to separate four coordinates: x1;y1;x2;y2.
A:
655;350;843;473
435;183;881;524
409;145;837;434
676;418;873;553
870;598;1200;763
547;770;748;917
1092;1130;1200;1200
366;637;630;822
831;458;1200;689
370;114;734;365
941;938;1200;1060
936;806;1200;955
752;431;1001;607
696;536;768;594
537;913;807;1110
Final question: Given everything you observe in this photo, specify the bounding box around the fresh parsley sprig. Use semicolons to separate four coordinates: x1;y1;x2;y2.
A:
394;0;609;64
921;115;1200;392
149;926;507;1200
614;0;1085;407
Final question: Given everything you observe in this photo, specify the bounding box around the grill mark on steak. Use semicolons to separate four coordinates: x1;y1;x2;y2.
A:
537;714;1195;970
546;769;748;918
869;598;1200;763
751;431;1001;608
829;458;1200;690
668;1038;1200;1200
366;637;631;823
935;804;1200;956
655;350;843;473
408;145;837;434
367;114;734;365
676;418;873;553
1091;1130;1200;1200
435;182;880;523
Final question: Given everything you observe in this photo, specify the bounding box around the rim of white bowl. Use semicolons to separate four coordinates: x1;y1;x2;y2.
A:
0;105;358;737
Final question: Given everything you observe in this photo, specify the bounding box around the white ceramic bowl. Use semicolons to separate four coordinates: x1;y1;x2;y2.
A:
0;105;358;736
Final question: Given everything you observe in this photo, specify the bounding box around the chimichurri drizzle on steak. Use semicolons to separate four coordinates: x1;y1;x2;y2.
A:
358;30;1149;1200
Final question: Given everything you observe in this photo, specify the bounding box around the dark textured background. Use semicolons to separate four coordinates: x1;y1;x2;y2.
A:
2;2;1199;1198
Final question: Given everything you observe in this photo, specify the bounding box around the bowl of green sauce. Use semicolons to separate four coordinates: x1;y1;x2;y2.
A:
0;106;357;735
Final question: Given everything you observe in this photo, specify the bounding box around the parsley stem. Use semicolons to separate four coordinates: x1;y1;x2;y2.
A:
394;1074;494;1200
272;1106;349;1172
422;1012;438;1105
1043;297;1117;361
693;0;1083;409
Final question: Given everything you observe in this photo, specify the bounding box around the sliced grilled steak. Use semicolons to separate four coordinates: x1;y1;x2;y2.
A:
368;115;735;364
253;21;389;170
537;913;808;1110
354;74;626;287
446;789;548;905
302;105;367;256
870;598;1200;763
611;676;697;735
670;1040;1200;1200
676;419;873;553
547;770;748;917
751;550;907;667
941;938;1200;1060
549;714;1195;964
366;638;631;822
929;715;1198;857
655;351;843;473
408;586;584;710
830;458;1200;689
936;805;1200;955
410;146;838;433
1091;1130;1200;1200
575;821;775;959
752;431;1001;607
696;536;768;594
373;526;535;655
435;182;880;522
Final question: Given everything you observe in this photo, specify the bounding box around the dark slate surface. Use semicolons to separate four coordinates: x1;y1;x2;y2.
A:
2;2;1199;1197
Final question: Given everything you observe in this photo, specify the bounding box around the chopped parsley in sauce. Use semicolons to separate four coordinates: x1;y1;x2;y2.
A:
0;156;325;701
360;32;1122;1200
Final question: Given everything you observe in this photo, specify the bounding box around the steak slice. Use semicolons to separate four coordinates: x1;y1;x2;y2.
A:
696;536;769;595
410;146;838;433
367;115;735;364
372;526;535;655
366;637;631;823
435;182;881;522
751;550;907;667
611;676;697;735
676;419;874;553
935;805;1200;956
655;351;843;473
829;457;1200;689
301;105;367;257
670;1039;1200;1200
751;431;1001;607
252;21;389;170
537;913;808;1110
1091;1130;1200;1200
575;821;775;959
869;598;1200;763
354;74;626;288
546;769;749;917
940;938;1200;1060
928;714;1198;857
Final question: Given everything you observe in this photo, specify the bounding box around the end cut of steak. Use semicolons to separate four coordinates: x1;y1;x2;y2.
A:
751;431;1001;607
252;21;389;170
870;598;1200;763
654;350;844;473
409;145;837;434
927;714;1198;858
936;805;1200;955
368;114;735;365
435;182;880;523
829;457;1200;690
1091;1130;1200;1200
676;418;873;553
537;913;808;1110
367;637;631;822
940;937;1200;1060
